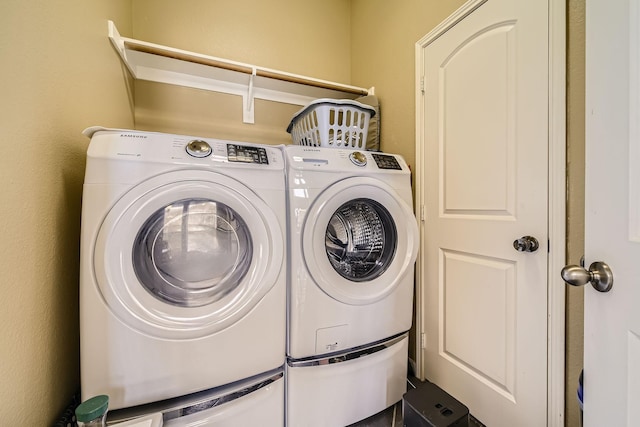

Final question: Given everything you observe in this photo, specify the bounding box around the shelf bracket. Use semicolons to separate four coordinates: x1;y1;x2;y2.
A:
243;68;257;124
108;21;135;78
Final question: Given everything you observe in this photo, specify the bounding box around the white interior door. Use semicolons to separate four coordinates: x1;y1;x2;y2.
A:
416;0;550;425
582;0;640;425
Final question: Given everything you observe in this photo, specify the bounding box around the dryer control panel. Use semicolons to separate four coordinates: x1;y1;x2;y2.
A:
371;153;402;170
285;145;408;174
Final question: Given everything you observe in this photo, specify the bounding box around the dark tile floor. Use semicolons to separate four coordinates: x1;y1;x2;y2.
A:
348;378;486;427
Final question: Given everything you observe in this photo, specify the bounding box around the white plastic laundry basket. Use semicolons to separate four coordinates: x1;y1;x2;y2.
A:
286;99;376;149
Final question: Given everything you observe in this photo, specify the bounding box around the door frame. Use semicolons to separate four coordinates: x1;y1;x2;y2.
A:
413;0;566;425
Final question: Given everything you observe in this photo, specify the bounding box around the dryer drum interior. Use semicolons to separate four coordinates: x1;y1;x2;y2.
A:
132;198;253;307
324;198;397;282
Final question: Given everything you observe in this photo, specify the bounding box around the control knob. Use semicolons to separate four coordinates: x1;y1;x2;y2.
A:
186;140;212;158
349;151;367;167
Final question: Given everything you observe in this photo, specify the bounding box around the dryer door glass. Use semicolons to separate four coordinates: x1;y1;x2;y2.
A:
132;198;252;307
325;198;397;282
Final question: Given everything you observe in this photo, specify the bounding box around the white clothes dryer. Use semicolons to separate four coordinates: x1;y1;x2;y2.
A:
285;145;419;359
284;145;419;426
80;128;286;410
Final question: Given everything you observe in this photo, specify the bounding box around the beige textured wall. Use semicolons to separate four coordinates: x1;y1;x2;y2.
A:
350;0;466;171
131;0;353;144
0;1;133;424
566;1;585;425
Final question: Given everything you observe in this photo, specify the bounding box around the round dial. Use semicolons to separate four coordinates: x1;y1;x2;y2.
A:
349;151;367;167
186;140;212;158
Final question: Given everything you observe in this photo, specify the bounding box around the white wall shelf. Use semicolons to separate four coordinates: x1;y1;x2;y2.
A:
108;21;373;124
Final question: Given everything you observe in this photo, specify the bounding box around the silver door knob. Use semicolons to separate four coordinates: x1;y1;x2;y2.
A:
513;236;539;252
560;261;613;292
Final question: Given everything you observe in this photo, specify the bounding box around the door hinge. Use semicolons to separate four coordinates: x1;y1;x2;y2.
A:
421;332;427;349
420;76;425;94
421;205;426;222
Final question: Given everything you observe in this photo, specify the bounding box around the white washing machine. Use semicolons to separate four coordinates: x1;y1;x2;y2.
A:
80;127;286;411
284;145;419;426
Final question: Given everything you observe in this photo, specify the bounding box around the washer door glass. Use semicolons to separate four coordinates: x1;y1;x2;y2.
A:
325;199;396;282
94;170;284;339
133;198;252;307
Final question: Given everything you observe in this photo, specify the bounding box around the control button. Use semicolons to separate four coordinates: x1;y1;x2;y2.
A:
186;140;212;158
349;151;367;167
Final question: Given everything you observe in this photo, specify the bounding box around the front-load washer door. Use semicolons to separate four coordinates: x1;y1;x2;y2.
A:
302;177;419;305
93;170;284;339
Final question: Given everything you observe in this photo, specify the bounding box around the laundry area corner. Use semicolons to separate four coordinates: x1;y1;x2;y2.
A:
73;63;424;423
1;1;584;427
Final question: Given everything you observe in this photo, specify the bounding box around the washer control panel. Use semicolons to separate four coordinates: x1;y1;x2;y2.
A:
84;128;283;170
226;144;269;164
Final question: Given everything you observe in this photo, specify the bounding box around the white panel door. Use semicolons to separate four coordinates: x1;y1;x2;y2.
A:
583;0;640;425
417;0;549;425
